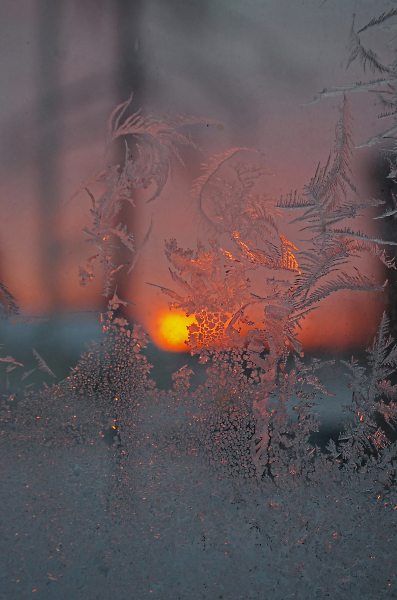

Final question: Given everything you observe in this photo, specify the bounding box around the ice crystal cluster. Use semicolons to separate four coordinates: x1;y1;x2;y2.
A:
2;9;397;600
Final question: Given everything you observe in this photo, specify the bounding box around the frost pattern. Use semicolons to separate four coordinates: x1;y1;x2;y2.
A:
2;20;397;595
74;95;213;296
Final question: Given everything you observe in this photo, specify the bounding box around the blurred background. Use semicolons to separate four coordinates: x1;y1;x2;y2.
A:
0;0;395;393
2;7;396;597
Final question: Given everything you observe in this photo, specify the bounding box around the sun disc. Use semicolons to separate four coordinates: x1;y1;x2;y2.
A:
155;311;197;352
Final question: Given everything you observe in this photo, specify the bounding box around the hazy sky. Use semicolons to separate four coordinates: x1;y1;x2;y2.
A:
0;0;393;351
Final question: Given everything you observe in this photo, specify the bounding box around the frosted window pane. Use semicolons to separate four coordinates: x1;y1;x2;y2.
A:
1;2;397;598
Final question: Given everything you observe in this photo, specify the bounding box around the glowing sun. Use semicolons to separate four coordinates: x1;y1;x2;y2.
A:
155;311;197;352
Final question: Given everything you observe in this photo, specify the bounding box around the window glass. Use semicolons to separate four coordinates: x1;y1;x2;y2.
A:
1;2;397;597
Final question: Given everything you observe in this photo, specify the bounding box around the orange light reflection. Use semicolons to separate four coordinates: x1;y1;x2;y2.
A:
153;311;197;352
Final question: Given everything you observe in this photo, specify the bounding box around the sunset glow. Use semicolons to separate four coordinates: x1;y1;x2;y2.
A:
154;311;198;352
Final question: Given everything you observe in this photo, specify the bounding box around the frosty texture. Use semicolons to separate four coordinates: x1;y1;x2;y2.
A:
2;8;397;597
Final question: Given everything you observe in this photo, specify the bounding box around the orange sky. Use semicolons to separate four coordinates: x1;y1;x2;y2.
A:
0;139;388;357
0;0;392;359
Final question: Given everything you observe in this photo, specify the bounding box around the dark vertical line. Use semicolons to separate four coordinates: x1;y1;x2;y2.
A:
115;0;146;109
36;0;63;312
113;0;146;301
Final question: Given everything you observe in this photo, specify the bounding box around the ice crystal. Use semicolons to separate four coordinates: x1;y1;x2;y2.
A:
74;96;212;296
2;9;397;596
